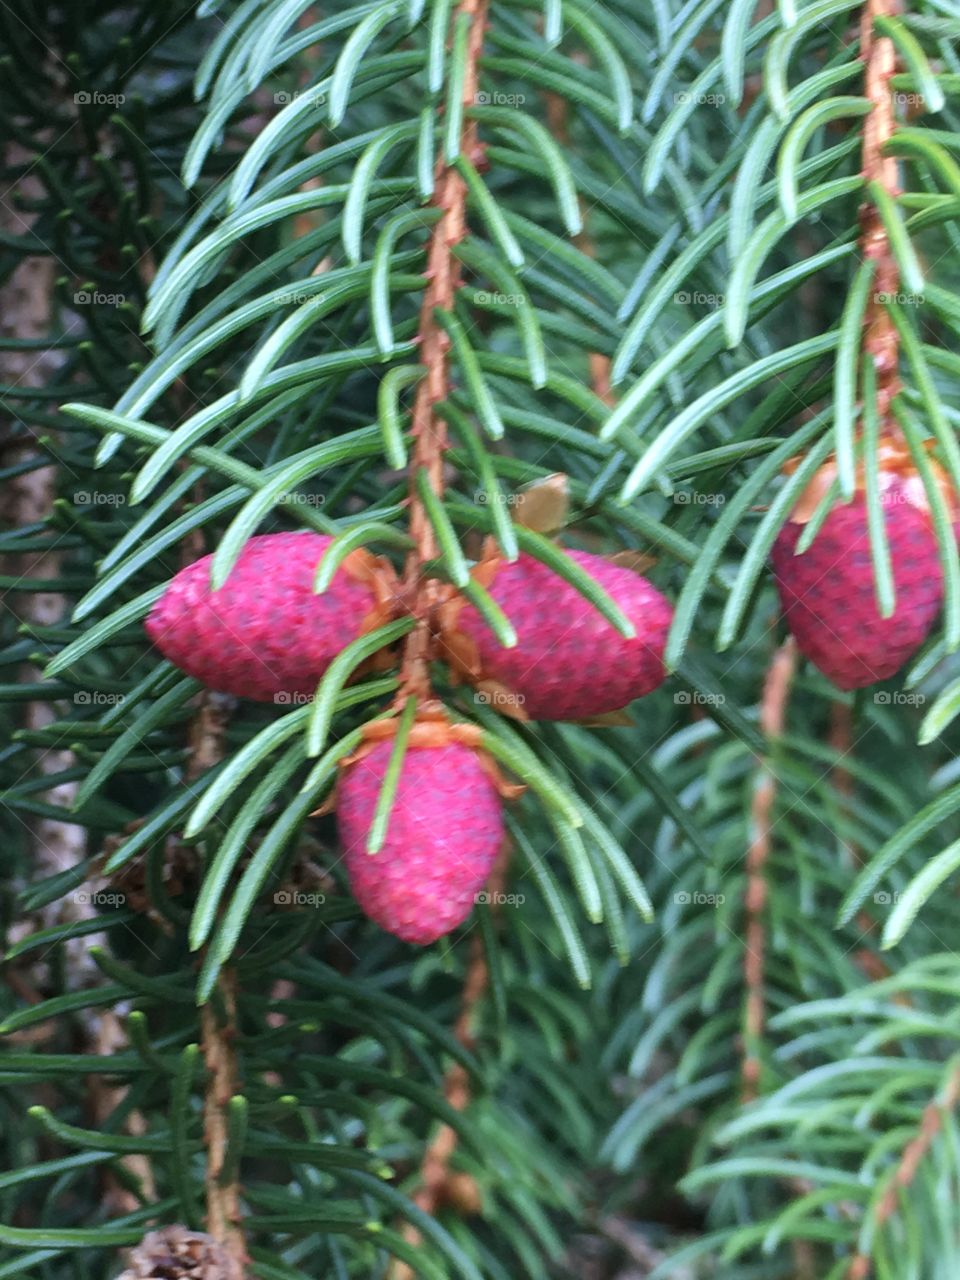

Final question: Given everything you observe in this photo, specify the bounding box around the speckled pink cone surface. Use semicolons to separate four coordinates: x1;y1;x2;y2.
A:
145;531;379;701
452;550;673;719
771;492;943;690
338;741;503;944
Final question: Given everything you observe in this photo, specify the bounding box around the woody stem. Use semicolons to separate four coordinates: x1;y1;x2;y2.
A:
398;0;488;702
859;0;901;430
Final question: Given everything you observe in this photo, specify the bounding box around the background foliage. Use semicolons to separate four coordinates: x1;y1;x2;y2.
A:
3;1;960;1277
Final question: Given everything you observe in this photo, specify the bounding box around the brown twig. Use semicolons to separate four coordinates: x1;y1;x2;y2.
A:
181;692;248;1270
859;0;902;431
742;638;796;1101
847;1057;960;1278
392;848;508;1279
201;972;248;1272
398;0;489;703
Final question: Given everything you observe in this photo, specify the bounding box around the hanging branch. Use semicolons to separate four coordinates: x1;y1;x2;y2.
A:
392;850;508;1280
859;0;901;431
201;971;247;1273
847;1057;960;1279
399;0;489;702
187;687;246;1266
742;637;796;1101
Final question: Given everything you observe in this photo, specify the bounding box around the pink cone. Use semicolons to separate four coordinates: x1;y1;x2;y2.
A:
771;491;943;689
448;550;673;719
145;531;385;702
338;741;503;944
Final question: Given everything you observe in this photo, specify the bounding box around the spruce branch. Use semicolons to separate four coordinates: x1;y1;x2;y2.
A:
399;0;490;704
742;637;796;1102
859;0;902;431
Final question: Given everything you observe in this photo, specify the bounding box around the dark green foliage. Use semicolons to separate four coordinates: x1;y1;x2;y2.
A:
3;2;960;1277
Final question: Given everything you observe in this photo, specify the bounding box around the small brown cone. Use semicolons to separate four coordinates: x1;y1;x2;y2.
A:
117;1226;244;1280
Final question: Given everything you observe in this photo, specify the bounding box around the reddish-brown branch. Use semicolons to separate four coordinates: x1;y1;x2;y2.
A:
859;0;902;430
399;0;489;701
847;1059;960;1278
742;638;796;1101
201;973;248;1272
391;848;508;1279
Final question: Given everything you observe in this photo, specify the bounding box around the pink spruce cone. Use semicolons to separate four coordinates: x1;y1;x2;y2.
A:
145;531;393;702
338;740;503;944
771;482;943;690
440;549;673;720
